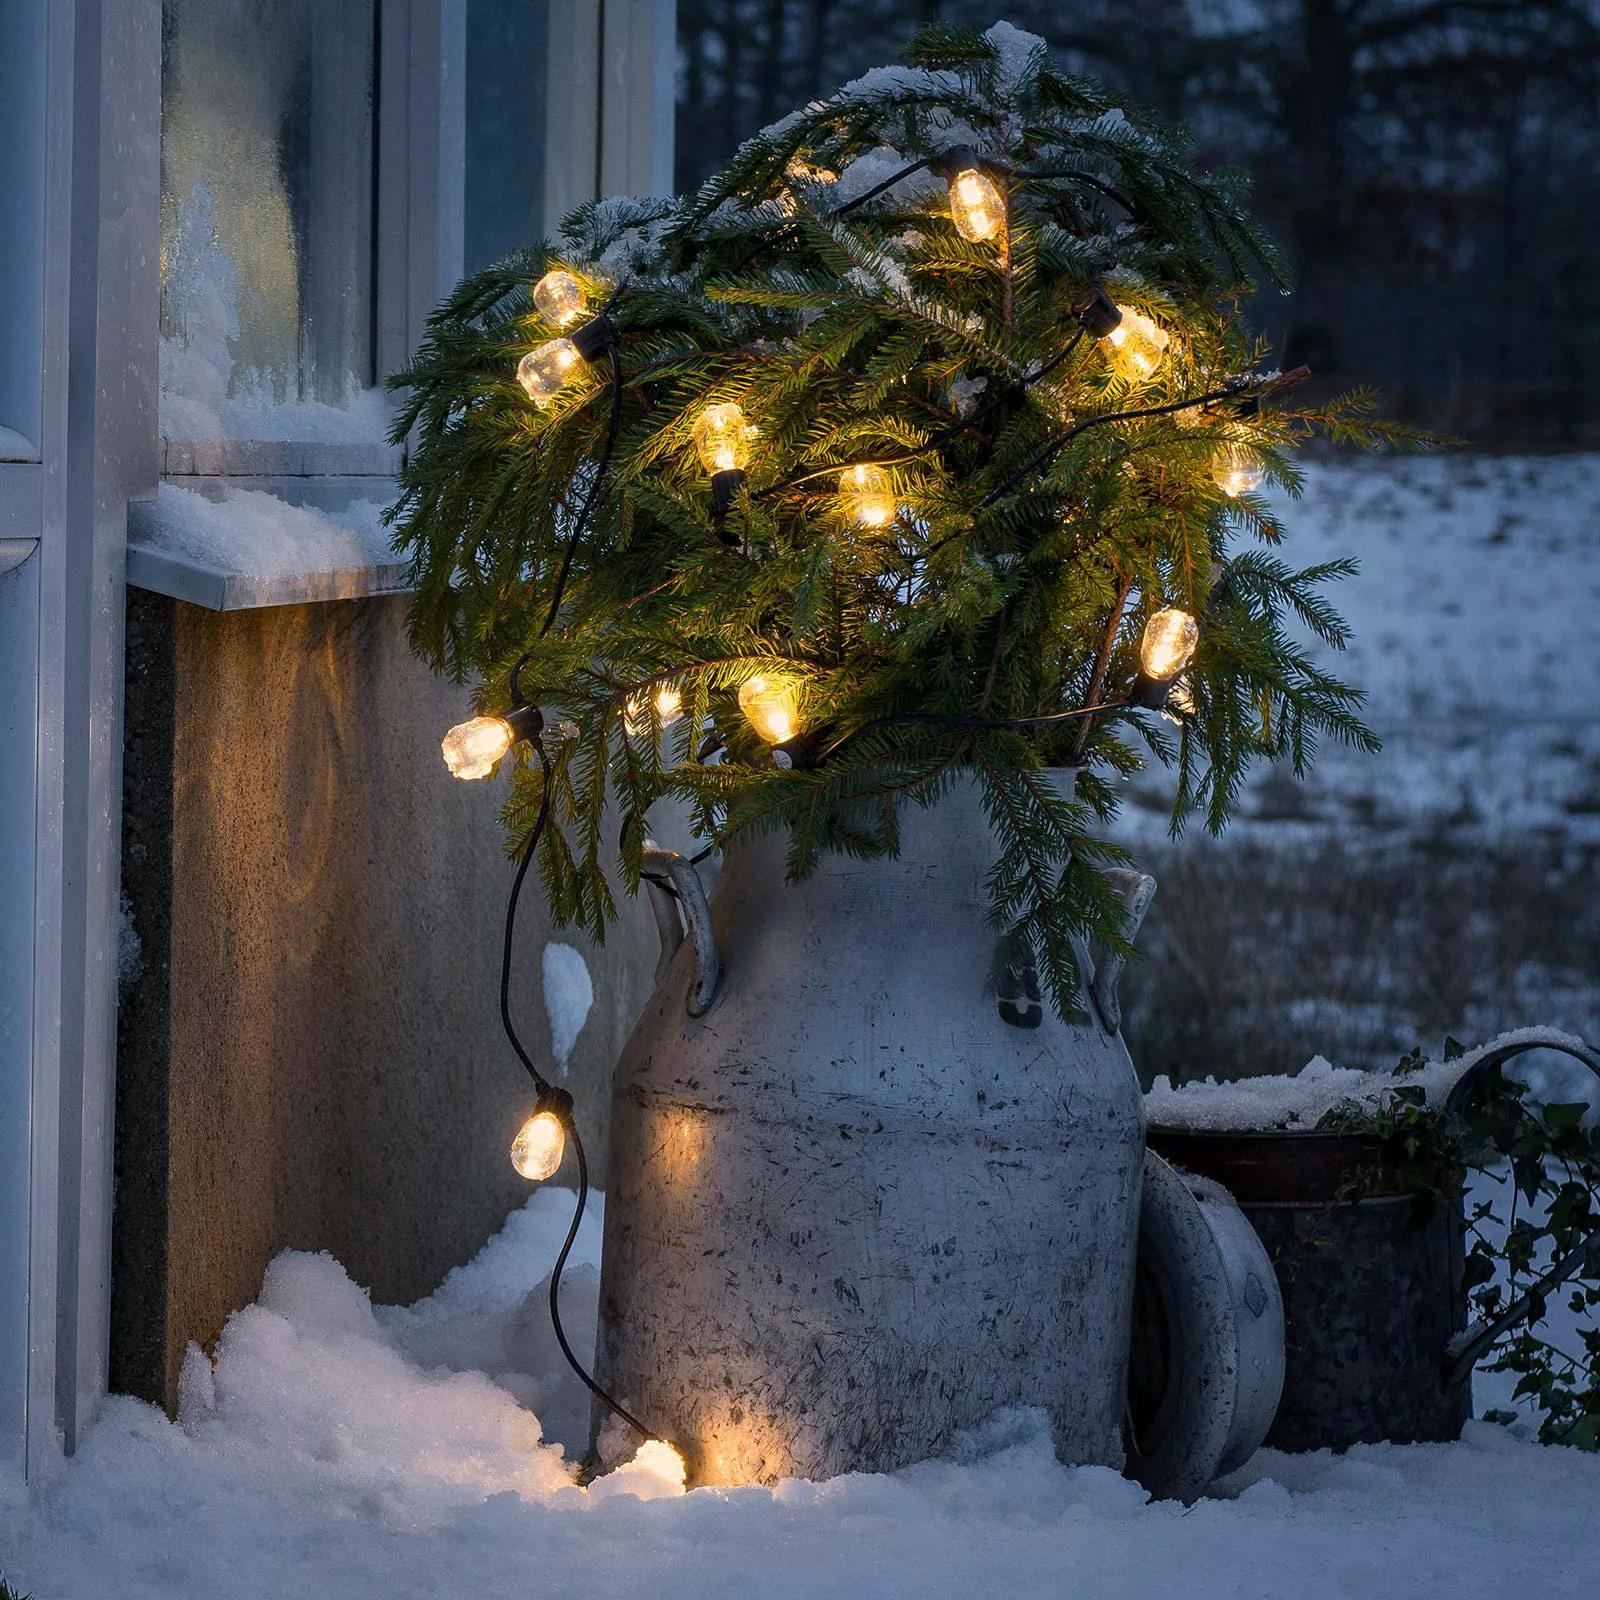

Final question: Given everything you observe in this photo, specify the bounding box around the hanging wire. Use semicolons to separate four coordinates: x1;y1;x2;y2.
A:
494;337;664;1450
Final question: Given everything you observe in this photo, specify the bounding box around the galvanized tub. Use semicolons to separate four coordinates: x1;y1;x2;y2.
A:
592;776;1147;1485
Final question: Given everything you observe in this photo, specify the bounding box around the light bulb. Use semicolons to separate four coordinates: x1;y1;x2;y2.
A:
692;402;757;476
632;1439;687;1488
839;464;896;528
517;338;585;407
624;684;684;736
738;673;801;745
1211;442;1266;497
1140;608;1200;683
1105;308;1170;382
510;1109;566;1181
533;269;585;328
948;168;1005;243
442;715;513;780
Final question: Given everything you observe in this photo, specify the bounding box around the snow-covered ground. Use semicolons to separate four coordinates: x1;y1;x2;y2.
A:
4;1188;1598;1600
1113;451;1600;1081
1123;450;1600;837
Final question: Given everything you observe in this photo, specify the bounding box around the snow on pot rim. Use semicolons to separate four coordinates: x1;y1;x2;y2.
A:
1143;1027;1597;1136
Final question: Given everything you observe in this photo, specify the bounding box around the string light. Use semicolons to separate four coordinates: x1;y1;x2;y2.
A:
947;167;1005;243
518;339;585;407
533;268;586;328
1131;607;1200;708
1211;441;1266;496
1105;307;1170;382
511;1108;566;1180
738;672;802;745
838;464;897;528
517;295;618;409
693;401;758;517
441;702;545;779
624;684;684;736
510;1086;575;1181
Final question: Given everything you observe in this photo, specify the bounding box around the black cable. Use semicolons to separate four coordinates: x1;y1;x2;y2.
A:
979;378;1255;508
541;347;626;638
751;310;1094;506
819;697;1128;762
1017;167;1140;217
499;747;663;1447
548;1121;655;1440
499;748;555;1095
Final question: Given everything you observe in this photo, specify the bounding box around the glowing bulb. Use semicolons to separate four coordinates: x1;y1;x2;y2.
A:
533;269;585;328
442;715;513;780
517;338;585;407
1140;608;1200;683
839;464;896;528
624;684;684;736
738;673;801;745
1211;442;1266;497
510;1110;566;1181
692;402;757;476
1105;307;1170;382
948;168;1005;243
633;1439;687;1487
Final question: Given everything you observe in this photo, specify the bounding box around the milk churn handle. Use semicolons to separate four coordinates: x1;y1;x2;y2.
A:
1090;867;1157;1034
640;844;722;1018
1439;1030;1600;1389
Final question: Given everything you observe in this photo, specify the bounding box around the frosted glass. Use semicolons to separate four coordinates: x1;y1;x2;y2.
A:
159;0;376;419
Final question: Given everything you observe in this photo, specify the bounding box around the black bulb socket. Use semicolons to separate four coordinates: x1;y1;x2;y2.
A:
931;145;1001;180
569;313;617;363
1130;673;1175;711
503;700;546;746
710;467;746;521
1081;288;1123;340
534;1085;576;1125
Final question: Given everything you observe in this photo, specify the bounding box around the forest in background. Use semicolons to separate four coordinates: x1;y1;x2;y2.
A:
676;0;1600;441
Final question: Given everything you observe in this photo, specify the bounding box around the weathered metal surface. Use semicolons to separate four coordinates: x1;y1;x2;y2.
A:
1148;1128;1410;1204
1090;868;1156;1035
1248;1195;1469;1451
639;844;721;1017
594;777;1147;1485
1127;1155;1285;1502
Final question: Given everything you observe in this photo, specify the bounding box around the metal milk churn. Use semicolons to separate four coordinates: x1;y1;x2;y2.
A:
592;775;1148;1485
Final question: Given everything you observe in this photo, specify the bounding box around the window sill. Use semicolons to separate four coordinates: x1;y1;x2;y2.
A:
127;478;411;612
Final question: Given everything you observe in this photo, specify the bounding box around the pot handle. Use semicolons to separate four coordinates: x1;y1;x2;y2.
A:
1439;1030;1600;1389
640;844;722;1018
1090;868;1157;1034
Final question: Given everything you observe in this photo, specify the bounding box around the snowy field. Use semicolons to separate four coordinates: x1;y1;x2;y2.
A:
1115;451;1600;1083
1122;450;1600;838
4;1188;1598;1600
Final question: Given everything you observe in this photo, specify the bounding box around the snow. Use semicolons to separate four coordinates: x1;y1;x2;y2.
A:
4;1191;1599;1600
832;146;944;211
541;943;594;1077
1144;1026;1596;1132
1117;452;1600;842
983;22;1045;94
135;481;398;580
0;425;36;461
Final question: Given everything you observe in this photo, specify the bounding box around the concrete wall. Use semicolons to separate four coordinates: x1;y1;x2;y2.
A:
114;588;668;1409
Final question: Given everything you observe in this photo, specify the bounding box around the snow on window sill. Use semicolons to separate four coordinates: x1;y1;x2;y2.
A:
158;386;401;478
127;479;410;612
0;424;40;462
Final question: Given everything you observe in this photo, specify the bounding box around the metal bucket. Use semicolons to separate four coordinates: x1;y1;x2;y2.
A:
592;776;1148;1485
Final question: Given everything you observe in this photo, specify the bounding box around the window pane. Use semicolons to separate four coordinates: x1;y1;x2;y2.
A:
465;0;550;274
159;0;376;426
